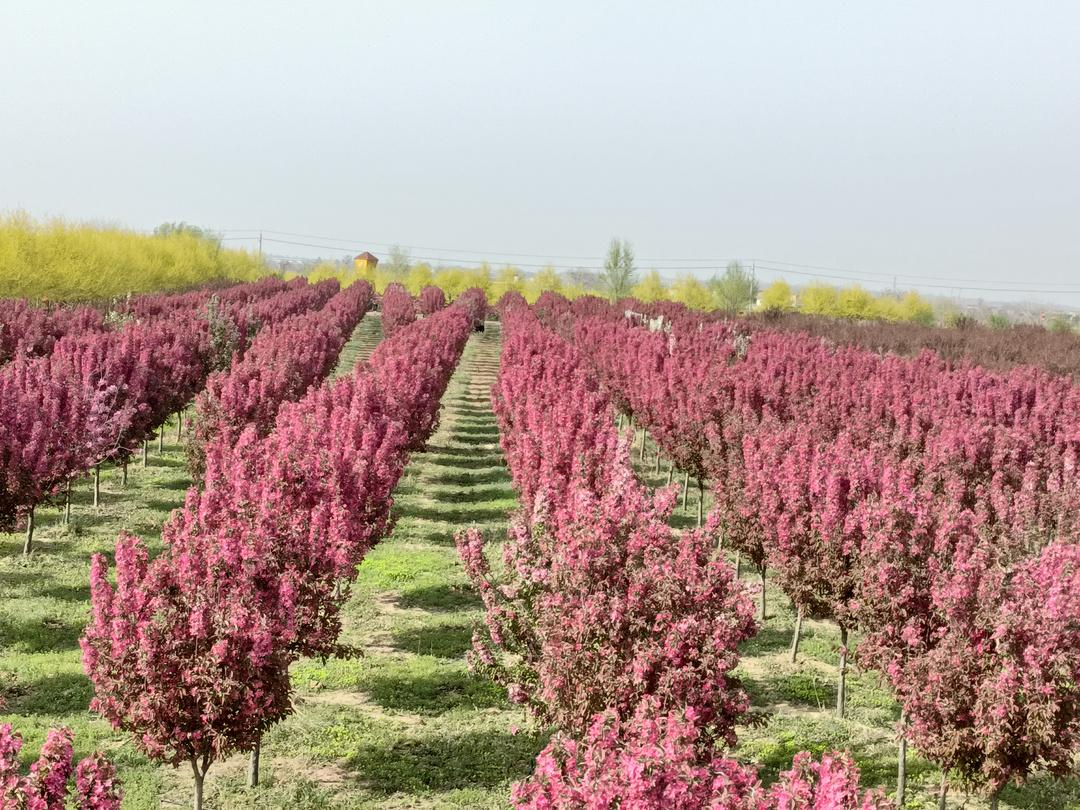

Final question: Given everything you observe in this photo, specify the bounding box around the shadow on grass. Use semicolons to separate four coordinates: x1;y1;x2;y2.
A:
344;728;546;794
423;468;512;487
0;612;86;652
425;484;515;504
363;668;506;715
423;455;505;471
399;584;483;613
1001;774;1080;809
450;425;501;440
740;624;795;657
8;670;94;716
396;502;512;524
394;623;474;659
445;404;493;418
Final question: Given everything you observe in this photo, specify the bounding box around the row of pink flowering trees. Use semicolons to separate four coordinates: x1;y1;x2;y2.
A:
81;300;477;810
1;278;336;553
456;297;892;808
557;294;1080;807
186;280;374;479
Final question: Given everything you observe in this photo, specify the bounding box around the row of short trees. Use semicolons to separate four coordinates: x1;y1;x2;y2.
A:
1;277;332;553
456;294;893;808
80;298;478;810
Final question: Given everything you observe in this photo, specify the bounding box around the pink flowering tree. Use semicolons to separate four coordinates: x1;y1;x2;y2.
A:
511;698;891;810
417;284;447;316
380;282;417;338
0;724;121;809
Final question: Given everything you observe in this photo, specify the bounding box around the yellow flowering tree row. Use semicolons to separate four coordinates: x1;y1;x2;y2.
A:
0;214;267;302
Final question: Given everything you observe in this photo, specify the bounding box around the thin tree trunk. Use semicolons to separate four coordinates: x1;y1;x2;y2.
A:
759;568;767;621
837;625;849;718
248;738;260;787
638;428;646;461
666;460;673;486
937;773;947;810
734;549;741;579
681;471;689;512
617;412;623;430
93;464;100;508
988;791;999;810
143;440;148;467
191;759;205;810
64;480;72;524
122;459;128;487
653;448;661;475
158;428;164;453
790;605;804;663
696;478;704;527
176;411;183;440
22;507;34;555
896;710;907;808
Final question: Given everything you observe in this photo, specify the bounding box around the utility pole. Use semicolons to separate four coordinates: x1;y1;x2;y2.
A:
258;231;263;259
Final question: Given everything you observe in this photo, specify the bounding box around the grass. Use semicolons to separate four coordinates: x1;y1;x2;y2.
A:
2;315;1078;808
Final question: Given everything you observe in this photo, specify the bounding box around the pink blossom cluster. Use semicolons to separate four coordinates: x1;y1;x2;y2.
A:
0;298;105;364
455;287;488;330
417;285;447;316
0;724;121;809
370;304;473;451
512;698;890;809
380;282;418;338
188;280;374;478
81;302;473;798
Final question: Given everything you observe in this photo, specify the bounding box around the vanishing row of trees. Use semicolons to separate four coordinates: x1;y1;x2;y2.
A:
81;294;479;810
456;294;894;808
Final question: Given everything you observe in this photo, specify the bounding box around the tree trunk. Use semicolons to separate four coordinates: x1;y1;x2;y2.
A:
681;471;689;512
122;459;128;487
64;480;72;524
836;624;848;718
22;507;34;555
790;605;804;663
696;478;704;527
638;428;646;461
896;712;907;808
937;773;947;810
93;464;100;508
988;791;999;810
666;460;673;486
653;448;661;475
176;411;183;440
158;428;164;453
143;440;148;467
248;739;260;787
617;412;623;430
759;568;767;621
191;760;205;810
734;550;741;579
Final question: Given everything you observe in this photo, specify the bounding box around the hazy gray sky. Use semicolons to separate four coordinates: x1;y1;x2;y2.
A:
2;2;1079;306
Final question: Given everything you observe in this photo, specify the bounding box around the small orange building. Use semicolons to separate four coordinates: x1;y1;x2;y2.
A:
354;251;379;272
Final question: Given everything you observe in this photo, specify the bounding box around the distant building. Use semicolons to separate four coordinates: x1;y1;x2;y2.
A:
354;252;379;272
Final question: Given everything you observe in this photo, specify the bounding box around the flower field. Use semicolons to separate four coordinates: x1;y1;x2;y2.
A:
0;283;1078;809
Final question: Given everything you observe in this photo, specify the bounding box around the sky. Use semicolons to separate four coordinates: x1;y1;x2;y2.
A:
2;1;1079;307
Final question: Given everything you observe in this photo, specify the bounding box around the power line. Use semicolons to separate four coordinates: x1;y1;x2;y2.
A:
220;231;1080;296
